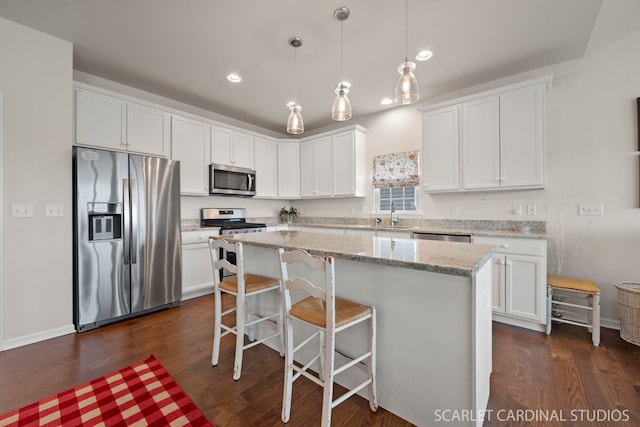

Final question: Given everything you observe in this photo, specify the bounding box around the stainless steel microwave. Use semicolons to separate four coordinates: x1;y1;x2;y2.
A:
209;163;256;196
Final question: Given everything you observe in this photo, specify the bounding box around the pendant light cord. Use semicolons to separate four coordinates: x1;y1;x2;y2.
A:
340;19;344;81
404;0;409;62
294;46;298;106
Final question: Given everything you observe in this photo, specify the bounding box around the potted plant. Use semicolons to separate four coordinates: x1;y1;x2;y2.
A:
279;206;300;223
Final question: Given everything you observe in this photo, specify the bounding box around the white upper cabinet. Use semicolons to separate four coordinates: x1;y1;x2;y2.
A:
75;89;125;151
211;126;254;169
422;106;460;192
499;84;545;188
254;137;279;198
277;142;300;199
126;103;170;157
171;115;211;195
421;76;550;193
298;126;366;199
332;129;366;197
300;137;332;198
75;88;170;157
461;95;500;189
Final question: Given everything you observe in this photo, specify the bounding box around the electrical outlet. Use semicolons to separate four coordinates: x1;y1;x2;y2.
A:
12;204;33;218
527;204;537;215
45;204;64;217
450;205;459;216
512;204;522;215
579;203;604;216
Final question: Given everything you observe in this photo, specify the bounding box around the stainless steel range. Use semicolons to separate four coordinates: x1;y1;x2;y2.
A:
200;208;266;234
201;208;266;279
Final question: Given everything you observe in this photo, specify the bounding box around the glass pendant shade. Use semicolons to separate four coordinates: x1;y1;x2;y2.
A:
394;60;419;104
287;104;304;134
331;83;352;121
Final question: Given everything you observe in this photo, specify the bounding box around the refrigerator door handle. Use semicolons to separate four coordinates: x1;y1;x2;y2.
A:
123;179;130;265
130;180;138;265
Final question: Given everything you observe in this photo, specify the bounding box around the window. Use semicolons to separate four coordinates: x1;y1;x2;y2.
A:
377;186;417;212
372;150;419;213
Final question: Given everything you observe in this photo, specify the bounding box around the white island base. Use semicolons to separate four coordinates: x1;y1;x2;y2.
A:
237;243;493;427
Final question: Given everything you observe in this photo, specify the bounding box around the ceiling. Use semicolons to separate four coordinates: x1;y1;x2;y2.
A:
1;0;639;136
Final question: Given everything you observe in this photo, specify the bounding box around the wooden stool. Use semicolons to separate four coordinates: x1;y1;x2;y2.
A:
546;275;600;346
209;237;284;380
277;248;378;427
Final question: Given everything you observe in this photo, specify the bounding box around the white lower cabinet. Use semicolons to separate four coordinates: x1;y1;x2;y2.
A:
472;236;547;329
181;231;215;300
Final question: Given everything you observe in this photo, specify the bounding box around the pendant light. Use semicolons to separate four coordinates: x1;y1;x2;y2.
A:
331;7;352;121
394;0;419;104
287;36;304;134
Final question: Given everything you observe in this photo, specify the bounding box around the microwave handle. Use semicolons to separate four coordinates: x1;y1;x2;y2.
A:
248;173;253;191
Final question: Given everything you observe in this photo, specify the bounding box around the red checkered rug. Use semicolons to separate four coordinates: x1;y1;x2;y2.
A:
0;355;213;426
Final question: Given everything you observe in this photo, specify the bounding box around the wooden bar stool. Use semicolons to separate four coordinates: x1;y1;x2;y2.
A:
209;237;283;380
546;274;600;346
277;248;378;427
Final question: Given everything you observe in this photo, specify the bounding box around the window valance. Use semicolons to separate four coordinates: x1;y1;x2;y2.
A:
372;150;419;188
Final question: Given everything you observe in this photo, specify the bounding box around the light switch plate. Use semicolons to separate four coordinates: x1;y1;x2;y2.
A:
512;204;522;215
12;204;33;218
45;204;64;217
450;205;459;216
579;203;604;216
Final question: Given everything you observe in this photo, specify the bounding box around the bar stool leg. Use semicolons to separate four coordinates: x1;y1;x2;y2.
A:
368;307;379;412
545;285;552;335
321;329;336;427
212;288;222;366
233;293;246;381
593;293;601;347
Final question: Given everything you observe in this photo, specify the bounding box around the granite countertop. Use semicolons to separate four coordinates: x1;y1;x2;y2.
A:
293;222;548;239
218;230;496;278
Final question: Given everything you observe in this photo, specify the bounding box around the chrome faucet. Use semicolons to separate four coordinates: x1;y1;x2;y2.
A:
390;201;398;227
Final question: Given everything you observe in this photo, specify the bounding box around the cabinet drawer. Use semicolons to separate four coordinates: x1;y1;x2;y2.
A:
472;236;546;256
182;230;218;245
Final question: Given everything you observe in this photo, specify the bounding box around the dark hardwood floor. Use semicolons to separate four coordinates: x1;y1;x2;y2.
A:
1;294;639;426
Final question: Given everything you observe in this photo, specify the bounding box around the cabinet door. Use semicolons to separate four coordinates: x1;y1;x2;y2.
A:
254;138;278;198
231;131;254;169
211;126;233;165
332;132;356;196
75;89;126;150
500;84;544;188
181;242;214;300
505;254;544;321
461;96;500;189
171;115;210;195
127;103;170;157
316;137;332;196
300;140;316;197
422;106;460;192
277;143;300;198
301;137;332;198
490;255;506;313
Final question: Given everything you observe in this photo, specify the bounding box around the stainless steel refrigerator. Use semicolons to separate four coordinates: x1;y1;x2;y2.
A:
73;147;182;331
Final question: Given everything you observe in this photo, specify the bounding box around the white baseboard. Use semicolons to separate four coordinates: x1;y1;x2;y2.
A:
493;313;621;334
2;324;76;351
182;285;214;301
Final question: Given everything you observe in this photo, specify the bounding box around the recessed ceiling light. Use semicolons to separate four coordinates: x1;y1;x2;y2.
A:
380;98;394;105
415;50;433;61
227;73;242;83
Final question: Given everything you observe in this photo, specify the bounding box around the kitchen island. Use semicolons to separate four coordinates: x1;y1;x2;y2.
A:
218;231;495;427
